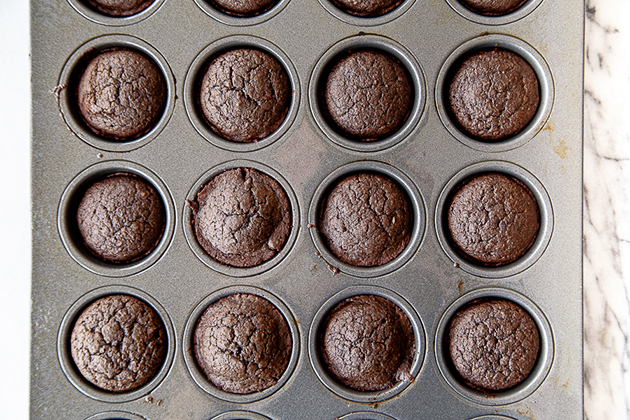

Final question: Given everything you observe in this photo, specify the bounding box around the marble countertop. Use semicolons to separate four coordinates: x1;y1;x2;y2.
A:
1;0;629;418
583;0;630;418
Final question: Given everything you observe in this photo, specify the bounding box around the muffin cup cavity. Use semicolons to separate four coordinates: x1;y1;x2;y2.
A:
58;160;175;278
308;285;425;403
184;35;300;152
309;161;425;278
193;0;290;26
318;0;416;26
434;287;554;406
435;161;553;278
183;286;299;404
309;34;425;153
337;413;397;420
210;412;273;420
183;160;299;277
57;286;176;403
435;34;553;152
85;412;147;420
58;35;175;152
445;0;544;25
67;0;166;26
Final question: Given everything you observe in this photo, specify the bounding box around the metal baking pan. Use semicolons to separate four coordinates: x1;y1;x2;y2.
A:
30;0;584;418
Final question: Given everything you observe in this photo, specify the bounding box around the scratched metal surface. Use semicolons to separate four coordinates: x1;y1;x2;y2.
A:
30;0;584;418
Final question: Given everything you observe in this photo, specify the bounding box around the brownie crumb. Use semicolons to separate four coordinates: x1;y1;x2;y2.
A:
77;174;166;263
85;0;156;16
194;293;292;394
319;173;412;267
448;49;539;141
447;172;539;266
448;298;540;391
77;48;166;141
199;49;290;142
458;0;528;16
191;168;291;268
324;50;412;141
70;294;167;393
320;295;414;391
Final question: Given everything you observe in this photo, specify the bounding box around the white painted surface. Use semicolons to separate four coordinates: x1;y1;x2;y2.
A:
0;1;31;419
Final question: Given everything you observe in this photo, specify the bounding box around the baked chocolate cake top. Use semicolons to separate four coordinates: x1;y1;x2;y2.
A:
193;293;292;394
447;172;539;266
448;298;540;391
209;0;279;16
199;48;290;142
324;50;412;141
321;294;414;391
77;48;166;141
319;172;412;267
76;174;165;263
190;168;291;268
458;0;528;16
85;0;156;16
70;294;167;393
330;0;403;17
448;49;539;141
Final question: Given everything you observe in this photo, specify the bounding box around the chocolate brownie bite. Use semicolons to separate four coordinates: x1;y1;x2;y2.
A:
190;168;291;268
320;295;414;391
448;49;539;141
458;0;528;16
77;48;166;141
324;50;412;141
447;299;540;391
193;293;292;394
319;173;412;267
199;49;290;142
207;0;279;16
330;0;403;17
447;173;539;266
84;0;156;16
77;174;165;263
70;294;167;393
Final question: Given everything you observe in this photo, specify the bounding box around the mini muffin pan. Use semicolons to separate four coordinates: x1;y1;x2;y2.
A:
31;0;583;419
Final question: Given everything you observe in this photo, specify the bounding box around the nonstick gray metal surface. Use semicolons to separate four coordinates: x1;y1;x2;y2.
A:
31;0;584;418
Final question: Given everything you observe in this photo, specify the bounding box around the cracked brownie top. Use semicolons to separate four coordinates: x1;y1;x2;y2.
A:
199;48;291;143
76;48;166;141
320;294;415;391
190;167;291;268
447;172;540;266
447;48;539;141
330;0;403;17
208;0;279;17
193;293;292;394
70;294;167;393
447;298;540;391
324;49;412;141
458;0;528;16
85;0;156;16
76;173;165;263
319;172;412;267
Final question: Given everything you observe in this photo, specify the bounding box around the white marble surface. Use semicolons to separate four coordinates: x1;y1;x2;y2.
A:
2;0;630;418
583;0;630;419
